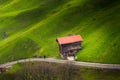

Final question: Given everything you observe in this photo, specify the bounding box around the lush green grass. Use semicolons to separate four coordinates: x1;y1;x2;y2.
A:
0;0;120;64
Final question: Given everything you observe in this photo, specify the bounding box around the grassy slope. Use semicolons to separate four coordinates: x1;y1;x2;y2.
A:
0;0;120;64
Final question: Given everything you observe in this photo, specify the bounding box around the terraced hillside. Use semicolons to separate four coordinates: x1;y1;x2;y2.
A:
0;0;120;64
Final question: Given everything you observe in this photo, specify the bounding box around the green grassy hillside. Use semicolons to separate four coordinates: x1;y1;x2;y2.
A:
0;0;120;64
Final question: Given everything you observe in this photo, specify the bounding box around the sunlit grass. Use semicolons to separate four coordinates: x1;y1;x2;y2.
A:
0;0;120;64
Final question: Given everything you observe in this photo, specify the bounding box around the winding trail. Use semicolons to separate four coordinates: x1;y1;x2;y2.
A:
0;58;120;69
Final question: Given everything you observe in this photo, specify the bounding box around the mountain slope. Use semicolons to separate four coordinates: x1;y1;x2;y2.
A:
0;0;120;64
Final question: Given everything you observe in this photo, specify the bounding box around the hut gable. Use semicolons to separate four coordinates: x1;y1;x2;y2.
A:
57;35;83;45
56;35;83;60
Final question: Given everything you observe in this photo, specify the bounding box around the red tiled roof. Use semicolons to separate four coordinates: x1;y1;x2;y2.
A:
56;35;83;45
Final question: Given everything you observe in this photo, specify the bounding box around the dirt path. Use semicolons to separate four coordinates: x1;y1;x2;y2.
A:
0;58;120;69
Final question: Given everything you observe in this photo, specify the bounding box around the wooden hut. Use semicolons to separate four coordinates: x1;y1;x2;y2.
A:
56;35;83;60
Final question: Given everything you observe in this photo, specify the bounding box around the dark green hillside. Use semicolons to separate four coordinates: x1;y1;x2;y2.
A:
1;62;120;80
0;0;120;64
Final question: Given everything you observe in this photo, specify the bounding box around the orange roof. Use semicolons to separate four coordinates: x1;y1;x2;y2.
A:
56;35;83;45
